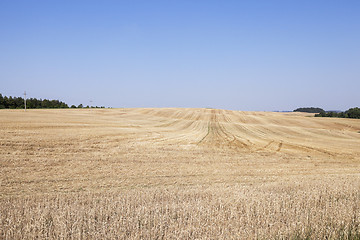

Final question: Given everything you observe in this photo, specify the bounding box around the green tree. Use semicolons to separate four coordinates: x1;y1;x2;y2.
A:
0;93;77;109
345;107;360;119
294;107;324;113
42;99;50;108
60;102;69;108
338;112;346;118
0;94;5;109
326;111;337;118
8;96;15;109
315;110;326;117
15;97;24;109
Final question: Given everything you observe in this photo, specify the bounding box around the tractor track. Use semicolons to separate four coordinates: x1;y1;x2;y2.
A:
114;108;359;156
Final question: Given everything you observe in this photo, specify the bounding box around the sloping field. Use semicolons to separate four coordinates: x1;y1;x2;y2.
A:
1;108;360;239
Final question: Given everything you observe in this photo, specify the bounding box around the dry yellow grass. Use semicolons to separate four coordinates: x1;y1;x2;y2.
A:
1;108;360;239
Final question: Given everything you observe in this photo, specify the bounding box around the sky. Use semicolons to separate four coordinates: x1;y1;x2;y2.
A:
0;0;359;111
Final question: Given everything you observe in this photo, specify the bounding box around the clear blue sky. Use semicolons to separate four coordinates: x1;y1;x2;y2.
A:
1;0;359;111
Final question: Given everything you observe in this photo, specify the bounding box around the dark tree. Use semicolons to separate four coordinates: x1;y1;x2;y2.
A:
294;107;325;113
345;107;360;119
0;93;71;109
315;107;360;119
0;94;5;109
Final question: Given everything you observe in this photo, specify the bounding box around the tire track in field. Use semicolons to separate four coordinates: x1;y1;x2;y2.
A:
198;109;249;151
131;108;209;145
119;108;358;156
207;110;339;155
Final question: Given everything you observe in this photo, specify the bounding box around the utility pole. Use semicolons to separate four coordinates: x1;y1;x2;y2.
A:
24;91;27;111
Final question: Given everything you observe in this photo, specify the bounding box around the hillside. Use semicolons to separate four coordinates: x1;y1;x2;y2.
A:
1;108;360;239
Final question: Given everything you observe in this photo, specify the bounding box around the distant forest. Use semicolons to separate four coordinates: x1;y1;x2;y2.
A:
314;108;360;119
293;107;325;113
0;93;105;109
294;107;360;119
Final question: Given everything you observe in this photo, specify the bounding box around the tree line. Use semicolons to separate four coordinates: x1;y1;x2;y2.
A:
294;107;325;113
0;93;105;109
314;107;360;119
294;107;360;119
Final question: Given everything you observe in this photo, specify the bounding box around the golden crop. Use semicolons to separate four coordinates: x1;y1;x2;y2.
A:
1;108;360;239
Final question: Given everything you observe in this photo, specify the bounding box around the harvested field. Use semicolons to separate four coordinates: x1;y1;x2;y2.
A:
1;108;360;239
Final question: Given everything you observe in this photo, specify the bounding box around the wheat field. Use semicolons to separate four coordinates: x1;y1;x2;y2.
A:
1;108;360;239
